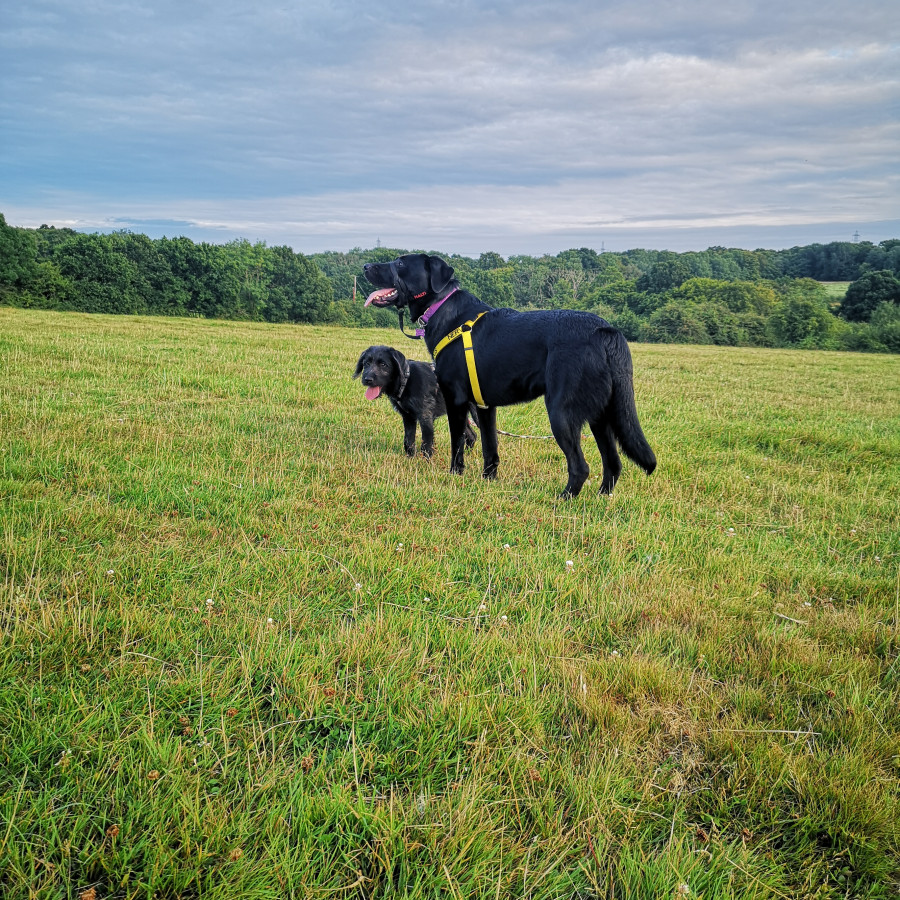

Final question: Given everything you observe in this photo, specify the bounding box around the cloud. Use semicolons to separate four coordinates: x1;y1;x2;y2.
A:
1;0;897;254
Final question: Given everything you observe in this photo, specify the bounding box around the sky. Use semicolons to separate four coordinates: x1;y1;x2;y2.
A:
1;0;898;257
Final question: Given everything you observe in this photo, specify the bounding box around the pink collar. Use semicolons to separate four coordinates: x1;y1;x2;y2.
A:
415;287;457;337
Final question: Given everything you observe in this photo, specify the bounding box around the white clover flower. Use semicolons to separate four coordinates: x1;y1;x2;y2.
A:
267;617;274;625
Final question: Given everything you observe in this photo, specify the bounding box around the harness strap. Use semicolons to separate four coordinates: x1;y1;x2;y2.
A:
432;311;488;408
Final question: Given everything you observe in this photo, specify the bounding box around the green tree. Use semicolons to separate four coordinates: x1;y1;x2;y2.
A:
33;224;78;260
0;213;38;298
644;302;711;344
586;278;644;314
771;280;837;348
109;231;188;315
471;267;515;309
672;278;777;315
52;233;141;313
610;305;644;341
20;262;73;309
265;246;333;323
475;251;505;270
840;270;900;322
636;252;692;294
868;302;900;352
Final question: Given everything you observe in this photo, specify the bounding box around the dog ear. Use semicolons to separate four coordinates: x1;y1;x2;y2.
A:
428;255;455;294
390;348;410;396
388;347;407;371
353;352;366;379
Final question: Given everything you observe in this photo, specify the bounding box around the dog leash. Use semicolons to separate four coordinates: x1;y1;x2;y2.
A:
397;309;421;341
396;288;459;342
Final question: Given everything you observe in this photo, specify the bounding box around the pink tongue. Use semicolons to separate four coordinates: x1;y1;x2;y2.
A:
365;386;381;400
365;288;394;307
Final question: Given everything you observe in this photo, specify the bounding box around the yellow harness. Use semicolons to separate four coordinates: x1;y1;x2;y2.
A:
432;311;488;408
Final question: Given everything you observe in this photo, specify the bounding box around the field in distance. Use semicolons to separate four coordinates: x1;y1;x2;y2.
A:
1;308;898;899
818;281;851;303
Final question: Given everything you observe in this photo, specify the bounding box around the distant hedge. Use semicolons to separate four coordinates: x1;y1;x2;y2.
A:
2;213;898;352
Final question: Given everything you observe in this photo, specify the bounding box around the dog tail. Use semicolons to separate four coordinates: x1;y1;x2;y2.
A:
606;331;657;475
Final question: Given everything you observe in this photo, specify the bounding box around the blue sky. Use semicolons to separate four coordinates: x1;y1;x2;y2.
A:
1;0;898;256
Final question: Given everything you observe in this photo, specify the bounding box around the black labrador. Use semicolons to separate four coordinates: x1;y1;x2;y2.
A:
363;254;656;498
354;345;477;458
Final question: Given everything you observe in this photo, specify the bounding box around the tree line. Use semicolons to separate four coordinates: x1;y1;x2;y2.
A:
2;213;898;352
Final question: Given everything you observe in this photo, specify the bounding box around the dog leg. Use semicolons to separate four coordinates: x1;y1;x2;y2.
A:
477;406;499;479
401;413;418;457
590;419;622;494
548;408;590;499
447;404;470;474
419;417;435;458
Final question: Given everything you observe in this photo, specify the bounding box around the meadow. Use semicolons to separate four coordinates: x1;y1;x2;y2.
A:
0;307;898;900
818;283;851;308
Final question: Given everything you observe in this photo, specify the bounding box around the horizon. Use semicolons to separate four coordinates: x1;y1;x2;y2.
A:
6;211;898;261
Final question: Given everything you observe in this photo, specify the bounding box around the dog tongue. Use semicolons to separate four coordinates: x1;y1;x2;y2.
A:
365;288;394;307
365;386;381;400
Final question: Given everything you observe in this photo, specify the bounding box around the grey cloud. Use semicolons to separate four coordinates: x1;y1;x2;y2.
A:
1;0;897;253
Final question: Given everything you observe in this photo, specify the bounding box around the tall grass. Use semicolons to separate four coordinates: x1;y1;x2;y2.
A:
1;308;898;899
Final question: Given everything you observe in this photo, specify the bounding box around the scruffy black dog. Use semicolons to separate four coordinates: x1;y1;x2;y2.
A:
363;254;656;498
354;345;477;458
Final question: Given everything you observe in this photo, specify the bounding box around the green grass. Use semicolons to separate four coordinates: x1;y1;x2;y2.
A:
1;307;898;900
818;282;851;304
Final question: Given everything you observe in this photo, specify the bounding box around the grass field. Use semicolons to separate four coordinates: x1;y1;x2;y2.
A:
1;307;898;900
818;283;851;306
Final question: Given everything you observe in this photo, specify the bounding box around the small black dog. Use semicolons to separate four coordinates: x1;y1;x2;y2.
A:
354;345;477;458
363;254;656;497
